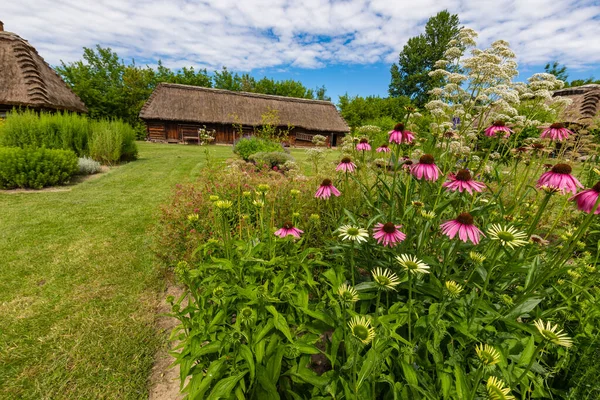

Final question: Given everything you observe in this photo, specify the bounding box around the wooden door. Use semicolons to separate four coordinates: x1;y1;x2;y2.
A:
166;123;179;142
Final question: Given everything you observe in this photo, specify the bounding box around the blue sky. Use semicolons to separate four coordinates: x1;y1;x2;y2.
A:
4;0;600;103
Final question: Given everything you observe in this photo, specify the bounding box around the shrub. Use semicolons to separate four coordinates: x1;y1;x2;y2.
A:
233;137;282;161
77;156;102;175
0;147;78;189
89;119;138;164
0;109;90;156
248;151;294;169
0;110;138;163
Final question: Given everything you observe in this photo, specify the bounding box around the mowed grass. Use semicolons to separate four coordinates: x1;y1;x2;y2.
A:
0;142;235;399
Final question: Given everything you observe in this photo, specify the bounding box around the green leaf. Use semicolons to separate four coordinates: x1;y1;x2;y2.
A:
357;348;380;390
206;370;248;400
239;344;255;381
301;307;335;327
401;360;418;388
266;346;286;383
506;297;542;319
454;365;469;400
440;372;451;399
257;365;280;399
255;319;275;344
189;357;226;400
192;341;222;359
518;335;536;367
266;306;294;343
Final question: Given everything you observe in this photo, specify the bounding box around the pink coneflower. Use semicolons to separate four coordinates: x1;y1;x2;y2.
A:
541;122;573;141
373;222;406;247
440;212;484;244
376;144;391;153
537;164;583;194
388;123;415;144
569;181;600;214
356;138;371;151
274;221;303;238
443;169;485;194
336;157;357;173
484;121;512;138
411;154;441;181
315;179;341;199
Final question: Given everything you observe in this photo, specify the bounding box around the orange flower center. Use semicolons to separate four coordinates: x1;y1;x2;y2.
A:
456;169;472;181
419;154;435;165
456;212;474;225
593;181;600;193
551;164;572;174
283;221;294;229
550;122;565;129
360;138;368;144
382;222;397;233
493;120;505;127
394;123;405;131
321;179;332;186
341;157;352;163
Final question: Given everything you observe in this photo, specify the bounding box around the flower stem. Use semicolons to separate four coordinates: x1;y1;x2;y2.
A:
527;191;553;236
408;274;413;343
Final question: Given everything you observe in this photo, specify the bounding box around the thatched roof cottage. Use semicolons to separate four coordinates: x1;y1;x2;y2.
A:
553;84;600;126
0;21;87;117
139;83;349;146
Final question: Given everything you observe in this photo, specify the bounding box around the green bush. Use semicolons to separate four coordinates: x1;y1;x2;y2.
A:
89;119;138;164
0;109;89;156
0;110;137;163
248;151;294;168
233;137;282;161
0;147;78;189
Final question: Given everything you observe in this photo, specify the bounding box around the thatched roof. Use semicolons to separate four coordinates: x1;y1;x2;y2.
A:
0;24;87;113
553;84;600;125
139;83;349;133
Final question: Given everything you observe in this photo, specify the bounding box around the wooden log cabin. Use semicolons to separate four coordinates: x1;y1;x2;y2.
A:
0;21;87;118
139;83;349;146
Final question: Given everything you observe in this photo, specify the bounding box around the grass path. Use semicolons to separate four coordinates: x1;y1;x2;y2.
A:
0;142;233;399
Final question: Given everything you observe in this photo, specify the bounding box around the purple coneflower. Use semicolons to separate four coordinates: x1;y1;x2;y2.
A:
274;221;303;238
356;138;371;151
372;222;406;247
411;154;441;181
484;121;512;138
541;122;573;141
440;212;484;244
537;164;583;194
336;157;357;173
388;123;415;144
315;178;341;199
376;144;391;153
443;169;485;194
569;181;600;214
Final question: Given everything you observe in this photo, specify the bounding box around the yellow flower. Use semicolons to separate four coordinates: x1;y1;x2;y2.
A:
444;281;463;298
371;268;400;291
348;316;375;344
486;376;515;400
337;283;359;307
469;251;486;264
487;224;528;249
214;200;233;209
476;343;501;366
534;320;573;347
396;254;430;275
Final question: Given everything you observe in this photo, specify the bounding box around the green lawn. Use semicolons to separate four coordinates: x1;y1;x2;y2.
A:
0;143;237;399
0;142;340;399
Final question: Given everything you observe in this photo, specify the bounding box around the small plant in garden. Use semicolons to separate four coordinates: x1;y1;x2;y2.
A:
0;147;78;189
157;27;600;400
77;156;102;175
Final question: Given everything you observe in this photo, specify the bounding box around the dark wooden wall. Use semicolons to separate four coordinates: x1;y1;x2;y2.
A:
144;120;342;146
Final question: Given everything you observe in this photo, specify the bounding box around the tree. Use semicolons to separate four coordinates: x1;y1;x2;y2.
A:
544;62;569;82
337;94;411;129
389;10;460;105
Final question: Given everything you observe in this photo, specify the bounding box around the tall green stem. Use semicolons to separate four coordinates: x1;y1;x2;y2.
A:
408;274;413;343
527;191;553;236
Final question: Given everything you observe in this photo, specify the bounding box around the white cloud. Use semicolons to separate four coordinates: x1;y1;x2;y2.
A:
2;0;600;73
